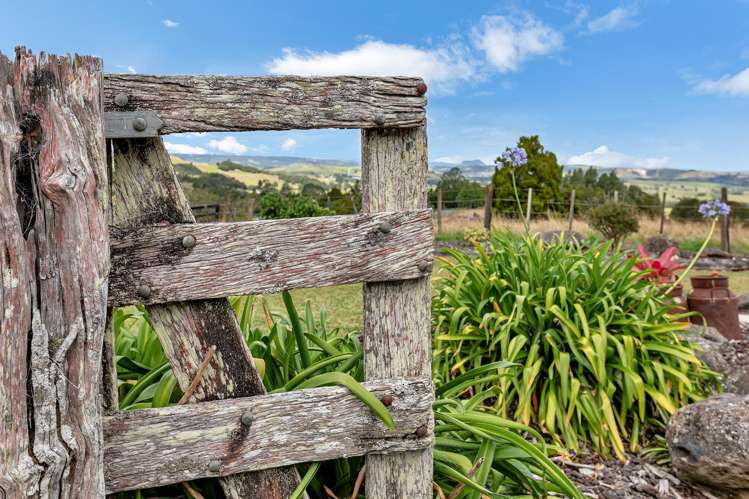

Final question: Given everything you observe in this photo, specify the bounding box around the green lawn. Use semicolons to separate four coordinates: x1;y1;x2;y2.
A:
253;267;749;334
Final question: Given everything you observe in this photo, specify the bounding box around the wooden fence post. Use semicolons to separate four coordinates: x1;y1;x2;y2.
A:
721;187;730;253
361;126;433;499
525;187;533;226
0;49;109;497
659;192;667;235
436;186;443;234
567;189;576;234
483;184;493;231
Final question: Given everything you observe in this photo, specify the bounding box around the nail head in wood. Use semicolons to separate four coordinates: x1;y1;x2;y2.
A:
377;221;391;234
208;460;221;473
381;394;394;407
181;234;196;249
416;82;427;95
136;284;151;299
374;113;386;126
240;412;253;427
132;117;148;132
418;261;430;273
114;93;129;107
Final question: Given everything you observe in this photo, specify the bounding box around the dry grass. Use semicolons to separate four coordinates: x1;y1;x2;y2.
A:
435;208;749;254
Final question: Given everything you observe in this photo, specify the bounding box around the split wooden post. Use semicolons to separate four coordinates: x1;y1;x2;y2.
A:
436;186;443;234
361;127;433;499
0;49;109;497
109;138;303;498
659;191;667;235
483;183;493;231
721;187;730;253
567;189;576;234
525;187;533;226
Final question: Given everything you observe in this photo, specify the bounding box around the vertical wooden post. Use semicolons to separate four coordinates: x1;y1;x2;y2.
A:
361;126;433;499
567;189;576;234
721;187;730;253
525;187;533;226
0;49;109;497
436;186;443;234
613;190;619;203
659;191;667;235
483;183;493;231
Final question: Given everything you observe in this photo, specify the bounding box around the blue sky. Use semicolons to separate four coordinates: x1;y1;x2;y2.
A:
3;1;749;171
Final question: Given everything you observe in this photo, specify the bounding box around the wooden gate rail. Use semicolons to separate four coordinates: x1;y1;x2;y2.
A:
103;74;427;132
103;377;432;493
109;210;433;305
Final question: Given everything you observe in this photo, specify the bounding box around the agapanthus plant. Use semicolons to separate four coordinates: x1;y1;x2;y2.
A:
634;245;685;284
496;146;529;227
665;199;730;294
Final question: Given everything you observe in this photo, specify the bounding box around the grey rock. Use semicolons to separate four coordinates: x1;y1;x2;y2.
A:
682;324;749;395
642;235;678;256
667;394;749;490
738;293;749;311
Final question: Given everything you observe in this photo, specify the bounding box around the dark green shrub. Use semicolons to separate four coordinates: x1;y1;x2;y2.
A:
670;198;701;221
433;233;717;460
257;192;332;219
588;201;639;243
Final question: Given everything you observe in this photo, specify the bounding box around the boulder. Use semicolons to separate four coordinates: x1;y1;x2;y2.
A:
682;324;749;395
642;235;678;256
667;394;749;491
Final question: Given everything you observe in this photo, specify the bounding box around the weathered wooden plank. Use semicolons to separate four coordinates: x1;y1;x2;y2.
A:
109;210;433;306
103;377;433;493
110;137;302;498
0;48;109;497
361;126;434;498
103;74;427;133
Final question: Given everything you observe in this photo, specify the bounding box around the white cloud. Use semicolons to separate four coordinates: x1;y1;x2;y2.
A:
587;4;640;33
127;66;137;74
472;15;563;73
280;138;297;152
693;68;749;97
207;136;249;155
162;19;179;28
164;142;207;155
267;39;476;92
566;145;671;168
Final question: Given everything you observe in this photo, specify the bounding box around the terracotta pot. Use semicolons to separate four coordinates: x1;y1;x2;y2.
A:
687;274;742;340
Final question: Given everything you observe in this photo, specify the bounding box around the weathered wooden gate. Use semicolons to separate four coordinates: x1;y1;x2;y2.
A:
0;49;433;498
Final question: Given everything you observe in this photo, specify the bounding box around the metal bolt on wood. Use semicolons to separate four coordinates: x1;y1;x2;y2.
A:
132;117;148;132
240;412;253;426
114;93;129;107
418;261;430;273
381;394;394;407
377;221;391;233
208;460;222;473
415;425;428;438
373;113;386;126
416;82;427;95
136;284;151;299
182;234;196;249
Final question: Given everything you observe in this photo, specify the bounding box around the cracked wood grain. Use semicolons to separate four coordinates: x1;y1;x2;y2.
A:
103;75;426;133
110;137;302;498
108;210;433;306
361;126;434;498
0;48;109;498
103;377;433;493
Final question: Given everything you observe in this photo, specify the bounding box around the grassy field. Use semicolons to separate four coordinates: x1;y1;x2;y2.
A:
171;155;294;190
626;179;749;205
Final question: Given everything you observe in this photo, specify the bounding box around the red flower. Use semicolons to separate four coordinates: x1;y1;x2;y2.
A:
633;245;685;284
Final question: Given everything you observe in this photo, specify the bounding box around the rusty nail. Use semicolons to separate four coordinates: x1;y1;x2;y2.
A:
378;221;391;234
208;460;221;473
415;425;429;438
114;93;129;107
416;82;427;95
381;394;394;407
181;234;196;249
132;117;147;132
374;113;386;126
418;261;430;273
240;412;253;426
136;284;151;299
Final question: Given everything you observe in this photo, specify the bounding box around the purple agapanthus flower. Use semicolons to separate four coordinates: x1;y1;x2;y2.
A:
698;199;731;218
499;147;528;168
